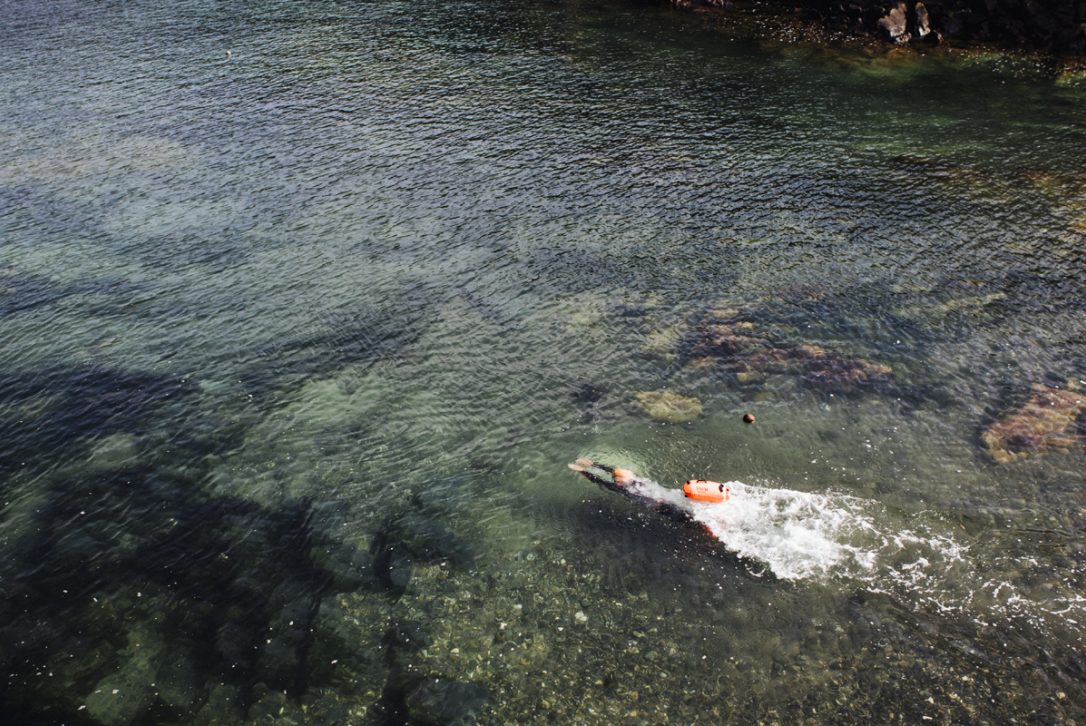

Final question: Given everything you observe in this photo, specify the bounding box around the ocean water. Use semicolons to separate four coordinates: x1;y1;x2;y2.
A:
2;0;1085;722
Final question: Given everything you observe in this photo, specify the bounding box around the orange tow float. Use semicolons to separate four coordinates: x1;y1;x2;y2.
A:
682;479;731;503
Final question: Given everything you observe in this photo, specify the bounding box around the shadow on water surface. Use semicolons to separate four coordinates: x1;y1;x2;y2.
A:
0;364;194;481
0;455;483;723
0;357;485;722
0;267;149;319
236;304;430;400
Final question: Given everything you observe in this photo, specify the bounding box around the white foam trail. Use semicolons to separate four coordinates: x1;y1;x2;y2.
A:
626;477;886;580
621;475;1086;641
695;480;884;580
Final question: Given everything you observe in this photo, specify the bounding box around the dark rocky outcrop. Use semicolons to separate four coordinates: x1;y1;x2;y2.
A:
915;1;933;38
672;0;1086;54
877;2;911;44
873;2;942;44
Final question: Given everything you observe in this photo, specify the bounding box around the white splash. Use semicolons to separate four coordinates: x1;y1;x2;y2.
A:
618;474;1086;641
626;477;888;580
694;480;885;580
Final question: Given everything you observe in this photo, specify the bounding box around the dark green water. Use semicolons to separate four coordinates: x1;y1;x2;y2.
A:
2;0;1086;722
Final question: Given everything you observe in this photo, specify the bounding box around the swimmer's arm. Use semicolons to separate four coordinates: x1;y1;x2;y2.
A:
568;463;623;493
575;457;615;475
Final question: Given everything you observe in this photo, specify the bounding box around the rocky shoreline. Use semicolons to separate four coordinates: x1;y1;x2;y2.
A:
670;0;1086;66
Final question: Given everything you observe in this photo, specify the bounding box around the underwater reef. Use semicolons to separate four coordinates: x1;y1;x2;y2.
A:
982;383;1086;463
646;301;899;399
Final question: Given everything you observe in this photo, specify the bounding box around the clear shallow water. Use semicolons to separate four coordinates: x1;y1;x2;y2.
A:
2;0;1086;722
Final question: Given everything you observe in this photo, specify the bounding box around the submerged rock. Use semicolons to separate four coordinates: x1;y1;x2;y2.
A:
1012;168;1086;202
760;344;893;393
377;510;476;571
306;594;390;700
686;313;893;395
254;633;305;690
371;537;414;596
570;381;605;407
369;504;477;598
982;384;1086;463
643;324;688;358
403;677;489;726
367;504;475;600
693;323;763;358
633;390;703;423
310;541;375;593
82;627;164;725
86;432;140;471
192;683;244;725
672;300;898;395
246;685;305;723
671;0;1086;53
385;619;430;671
155;654;205;717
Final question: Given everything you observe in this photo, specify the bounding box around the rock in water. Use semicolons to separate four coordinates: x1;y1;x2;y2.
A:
310;541;375;593
878;2;910;43
372;539;413;596
982;384;1086;463
633;390;703;423
390;511;476;568
83;628;163;725
570;381;604;406
403;678;489;725
87;432;140;471
915;1;931;38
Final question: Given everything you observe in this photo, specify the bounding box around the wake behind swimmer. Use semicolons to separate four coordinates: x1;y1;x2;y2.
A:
567;457;780;579
568;457;883;582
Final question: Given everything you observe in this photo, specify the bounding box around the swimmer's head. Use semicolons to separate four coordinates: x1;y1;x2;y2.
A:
612;467;634;484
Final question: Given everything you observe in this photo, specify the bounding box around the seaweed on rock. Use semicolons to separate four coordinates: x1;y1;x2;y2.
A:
981;383;1086;463
633;389;704;423
677;304;896;397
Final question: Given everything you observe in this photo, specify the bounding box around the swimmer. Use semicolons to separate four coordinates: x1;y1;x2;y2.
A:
569;457;730;504
568;458;747;569
568;457;651;493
